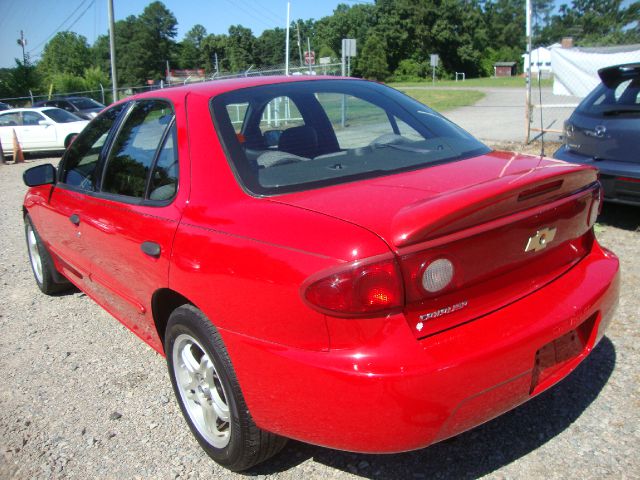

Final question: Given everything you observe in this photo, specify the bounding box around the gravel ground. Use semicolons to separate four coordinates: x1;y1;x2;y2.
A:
1;156;638;480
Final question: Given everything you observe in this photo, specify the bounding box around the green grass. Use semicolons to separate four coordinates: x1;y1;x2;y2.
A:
390;76;553;89
398;89;485;111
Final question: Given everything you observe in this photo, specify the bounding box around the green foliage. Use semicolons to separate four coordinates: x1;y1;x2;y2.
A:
39;32;91;80
0;59;41;100
392;59;428;82
227;25;255;72
357;34;388;80
49;73;87;94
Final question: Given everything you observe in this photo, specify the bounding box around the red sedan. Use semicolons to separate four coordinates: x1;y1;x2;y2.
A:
22;77;619;471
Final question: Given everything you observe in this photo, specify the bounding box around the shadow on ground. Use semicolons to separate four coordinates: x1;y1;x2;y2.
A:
250;337;616;479
597;203;640;232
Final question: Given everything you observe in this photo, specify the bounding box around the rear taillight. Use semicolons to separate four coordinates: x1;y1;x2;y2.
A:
302;254;403;317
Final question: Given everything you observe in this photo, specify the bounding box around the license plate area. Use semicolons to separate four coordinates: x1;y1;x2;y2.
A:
530;312;598;394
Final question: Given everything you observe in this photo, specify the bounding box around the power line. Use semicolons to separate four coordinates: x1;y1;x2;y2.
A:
244;0;284;24
220;0;280;29
28;0;88;54
30;0;96;57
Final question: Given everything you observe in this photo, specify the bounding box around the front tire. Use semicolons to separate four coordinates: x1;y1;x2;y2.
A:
24;214;71;295
165;305;287;471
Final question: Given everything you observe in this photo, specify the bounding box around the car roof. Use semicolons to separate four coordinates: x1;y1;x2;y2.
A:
125;75;356;104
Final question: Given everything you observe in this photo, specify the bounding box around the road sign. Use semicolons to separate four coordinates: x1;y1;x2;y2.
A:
319;56;331;65
342;39;357;57
304;50;315;65
430;54;439;67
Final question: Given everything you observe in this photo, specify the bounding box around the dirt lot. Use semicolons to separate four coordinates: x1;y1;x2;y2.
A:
1;155;638;480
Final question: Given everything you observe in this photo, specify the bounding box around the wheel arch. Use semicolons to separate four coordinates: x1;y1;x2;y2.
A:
151;288;194;353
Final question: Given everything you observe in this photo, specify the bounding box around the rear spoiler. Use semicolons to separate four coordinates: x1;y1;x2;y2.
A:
598;63;640;88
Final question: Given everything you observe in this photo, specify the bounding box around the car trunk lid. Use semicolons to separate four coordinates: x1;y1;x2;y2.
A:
275;151;600;337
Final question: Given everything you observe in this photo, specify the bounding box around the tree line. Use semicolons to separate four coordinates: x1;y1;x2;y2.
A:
1;0;637;101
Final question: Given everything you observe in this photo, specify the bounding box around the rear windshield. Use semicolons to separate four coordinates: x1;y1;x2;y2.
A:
43;108;83;123
578;76;640;116
211;80;489;195
69;98;104;110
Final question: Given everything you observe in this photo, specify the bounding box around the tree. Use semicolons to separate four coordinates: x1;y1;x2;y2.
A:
178;24;208;69
255;28;287;67
357;34;388;80
39;32;91;79
138;1;178;78
201;34;229;73
0;58;41;100
227;25;255;72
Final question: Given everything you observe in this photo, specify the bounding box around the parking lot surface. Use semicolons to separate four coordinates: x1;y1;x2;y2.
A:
1;157;638;479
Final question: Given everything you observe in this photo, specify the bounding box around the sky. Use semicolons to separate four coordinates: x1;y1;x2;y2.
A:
0;0;374;68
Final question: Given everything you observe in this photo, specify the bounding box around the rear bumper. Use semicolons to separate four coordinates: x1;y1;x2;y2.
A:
554;146;640;205
220;242;619;453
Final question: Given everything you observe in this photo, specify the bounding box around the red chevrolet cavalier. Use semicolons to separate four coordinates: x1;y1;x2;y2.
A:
22;77;619;471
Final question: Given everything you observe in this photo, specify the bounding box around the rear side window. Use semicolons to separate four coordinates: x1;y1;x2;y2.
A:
578;77;640;115
0;112;21;126
62;103;127;191
102;100;175;199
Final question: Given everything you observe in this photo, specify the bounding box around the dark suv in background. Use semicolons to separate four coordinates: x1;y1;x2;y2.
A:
554;63;640;206
33;96;105;120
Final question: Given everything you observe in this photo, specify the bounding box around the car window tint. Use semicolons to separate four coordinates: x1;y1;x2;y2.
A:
102;100;174;199
62;103;127;191
43;108;81;123
316;93;394;149
226;102;248;133
0;112;21;126
259;96;304;134
148;122;178;201
23;111;44;126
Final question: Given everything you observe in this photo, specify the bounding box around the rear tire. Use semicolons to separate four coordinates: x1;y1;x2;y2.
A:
165;305;287;471
24;214;71;295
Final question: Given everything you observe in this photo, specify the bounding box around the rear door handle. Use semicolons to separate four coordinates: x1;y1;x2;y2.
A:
69;214;80;225
141;241;161;258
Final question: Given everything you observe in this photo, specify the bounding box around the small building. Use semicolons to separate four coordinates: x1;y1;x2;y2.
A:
493;62;516;77
522;44;558;76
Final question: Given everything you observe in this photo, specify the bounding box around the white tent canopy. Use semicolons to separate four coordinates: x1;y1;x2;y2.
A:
551;44;640;97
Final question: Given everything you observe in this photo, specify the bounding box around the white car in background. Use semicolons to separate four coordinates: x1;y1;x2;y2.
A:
0;107;89;156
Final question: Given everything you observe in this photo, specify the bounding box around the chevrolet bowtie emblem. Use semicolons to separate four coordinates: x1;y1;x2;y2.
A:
525;227;557;253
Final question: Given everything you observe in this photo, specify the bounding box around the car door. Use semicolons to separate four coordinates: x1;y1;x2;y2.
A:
20;111;57;149
80;99;183;344
37;103;128;289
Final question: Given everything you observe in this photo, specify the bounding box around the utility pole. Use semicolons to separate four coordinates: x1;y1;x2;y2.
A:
107;0;118;103
296;22;303;67
525;0;532;143
307;37;312;74
285;2;290;75
17;31;27;64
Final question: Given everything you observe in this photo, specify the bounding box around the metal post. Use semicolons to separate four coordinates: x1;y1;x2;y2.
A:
285;2;290;76
525;0;532;143
307;37;312;74
297;22;304;67
99;83;105;104
107;0;118;103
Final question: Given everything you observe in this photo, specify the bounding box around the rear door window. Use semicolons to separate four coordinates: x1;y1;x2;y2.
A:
101;100;175;200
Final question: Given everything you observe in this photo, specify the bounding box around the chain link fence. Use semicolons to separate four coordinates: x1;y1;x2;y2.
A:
0;62;343;108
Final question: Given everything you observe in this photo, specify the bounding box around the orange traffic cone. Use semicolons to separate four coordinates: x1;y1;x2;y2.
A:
12;129;24;163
